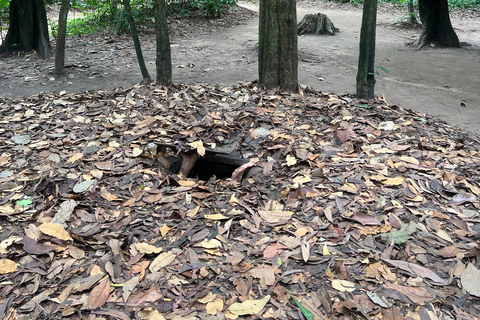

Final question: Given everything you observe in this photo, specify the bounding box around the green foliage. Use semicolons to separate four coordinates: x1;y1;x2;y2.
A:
448;0;480;8
166;0;237;17
0;0;9;22
373;47;396;76
46;0;240;37
329;0;479;7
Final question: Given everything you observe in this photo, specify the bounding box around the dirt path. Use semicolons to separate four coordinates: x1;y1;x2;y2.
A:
1;2;479;134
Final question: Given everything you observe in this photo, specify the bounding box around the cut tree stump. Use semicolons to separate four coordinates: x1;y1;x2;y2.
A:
298;13;339;35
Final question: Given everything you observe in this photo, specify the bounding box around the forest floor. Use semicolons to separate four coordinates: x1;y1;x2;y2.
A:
0;1;480;134
1;2;480;320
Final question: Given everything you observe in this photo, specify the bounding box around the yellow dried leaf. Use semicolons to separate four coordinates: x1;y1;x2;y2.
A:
100;190;120;201
91;265;104;276
132;147;143;157
286;155;297;166
331;279;356;292
382;177;405;186
149;251;176;272
206;298;224;315
225;311;239;319
178;180;196;187
228;295;271;315
199;292;217;304
322;243;331;256
133;243;163;254
67;153;83;164
258;210;293;224
198;239;222;249
189;140;205;157
187;206;200;217
204;214;230;220
0;205;16;214
138;309;166;320
436;230;454;243
0;259;17;274
39;223;73;241
159;224;173;238
229;193;238;205
292;175;311;185
398;156;420;165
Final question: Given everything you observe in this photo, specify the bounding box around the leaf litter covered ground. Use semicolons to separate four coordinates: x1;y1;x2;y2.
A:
1;81;480;320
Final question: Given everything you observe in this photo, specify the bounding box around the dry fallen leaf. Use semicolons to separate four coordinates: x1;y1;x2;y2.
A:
149;251;176;272
331;279;357;292
38;223;73;241
228;295;271;315
461;263;480;297
87;277;111;309
0;258;17;274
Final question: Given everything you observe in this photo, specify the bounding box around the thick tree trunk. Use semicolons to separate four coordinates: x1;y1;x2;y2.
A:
258;0;298;92
55;0;70;75
417;0;460;49
0;0;50;59
356;0;377;99
155;0;172;86
298;13;339;35
123;0;151;81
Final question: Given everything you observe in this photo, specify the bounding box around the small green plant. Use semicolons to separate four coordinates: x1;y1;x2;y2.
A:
372;47;396;76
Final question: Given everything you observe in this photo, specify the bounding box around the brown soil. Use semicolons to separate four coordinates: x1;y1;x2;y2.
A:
1;1;479;134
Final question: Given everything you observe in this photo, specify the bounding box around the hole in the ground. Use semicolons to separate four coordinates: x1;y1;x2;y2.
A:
187;154;250;181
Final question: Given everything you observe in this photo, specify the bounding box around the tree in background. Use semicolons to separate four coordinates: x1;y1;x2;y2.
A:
417;0;460;49
123;0;151;81
55;0;71;74
258;0;298;92
0;0;50;59
356;0;378;99
155;0;172;86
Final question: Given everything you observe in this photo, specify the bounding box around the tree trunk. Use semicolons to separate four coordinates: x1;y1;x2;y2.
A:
417;0;460;49
408;0;417;24
0;0;50;59
155;0;172;86
298;13;339;35
356;0;377;99
123;0;151;81
258;0;298;92
55;0;70;75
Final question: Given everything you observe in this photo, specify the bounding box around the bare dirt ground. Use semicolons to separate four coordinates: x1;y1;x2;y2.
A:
1;1;479;134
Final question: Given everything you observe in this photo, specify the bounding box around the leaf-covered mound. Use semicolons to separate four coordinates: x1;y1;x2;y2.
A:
0;83;479;319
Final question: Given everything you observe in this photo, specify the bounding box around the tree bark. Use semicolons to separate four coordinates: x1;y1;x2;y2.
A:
298;13;339;35
123;0;151;81
417;0;460;49
55;0;70;75
0;0;50;59
155;0;172;86
258;0;298;92
356;0;377;99
408;0;417;24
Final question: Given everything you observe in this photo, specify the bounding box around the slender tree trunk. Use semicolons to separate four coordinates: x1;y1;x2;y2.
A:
258;0;298;92
356;0;377;99
55;0;70;74
113;9;126;36
417;0;460;49
154;0;172;86
408;0;416;24
0;0;50;59
123;0;151;81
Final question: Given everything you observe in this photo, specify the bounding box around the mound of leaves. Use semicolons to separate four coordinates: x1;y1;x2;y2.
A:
0;82;479;320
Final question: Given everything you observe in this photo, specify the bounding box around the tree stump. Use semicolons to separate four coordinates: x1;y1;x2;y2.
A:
298;13;339;35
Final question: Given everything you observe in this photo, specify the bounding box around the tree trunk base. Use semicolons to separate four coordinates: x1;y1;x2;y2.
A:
298;13;339;36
